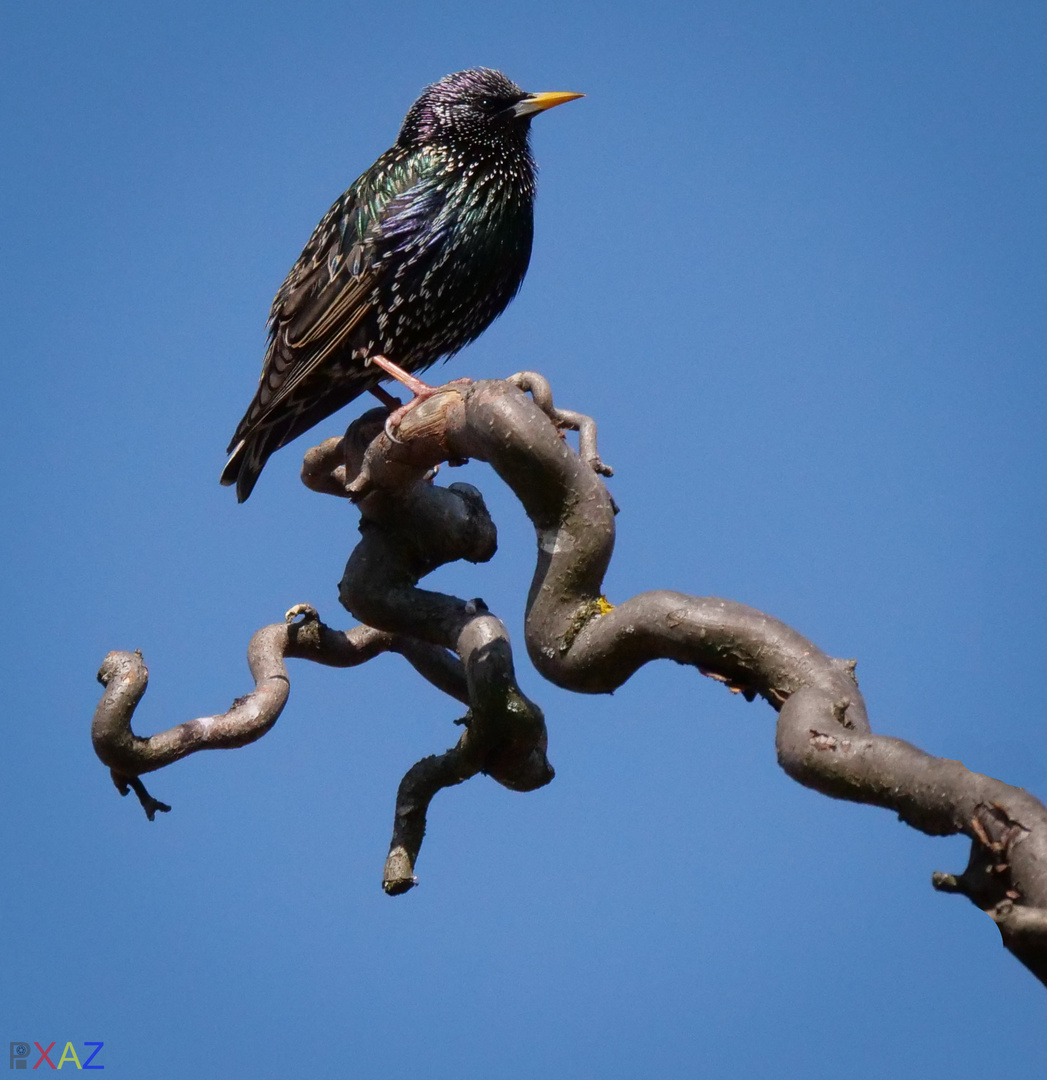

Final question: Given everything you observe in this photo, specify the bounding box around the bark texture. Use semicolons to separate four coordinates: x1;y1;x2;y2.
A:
92;373;1047;986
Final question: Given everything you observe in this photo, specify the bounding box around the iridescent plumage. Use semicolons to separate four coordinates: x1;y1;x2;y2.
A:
221;68;581;501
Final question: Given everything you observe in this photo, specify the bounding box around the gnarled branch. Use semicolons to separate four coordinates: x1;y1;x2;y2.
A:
91;372;1047;986
93;610;468;817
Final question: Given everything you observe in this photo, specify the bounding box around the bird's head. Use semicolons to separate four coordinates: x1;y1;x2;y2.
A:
397;68;583;152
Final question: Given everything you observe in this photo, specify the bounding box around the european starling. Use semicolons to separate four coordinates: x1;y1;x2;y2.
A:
221;67;582;501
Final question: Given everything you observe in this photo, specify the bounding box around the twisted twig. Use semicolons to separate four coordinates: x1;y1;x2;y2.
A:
92;607;467;817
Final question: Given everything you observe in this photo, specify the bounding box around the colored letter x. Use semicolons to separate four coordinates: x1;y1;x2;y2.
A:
32;1042;55;1069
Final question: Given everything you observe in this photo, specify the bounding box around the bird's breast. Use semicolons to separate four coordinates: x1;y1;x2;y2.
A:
369;165;535;365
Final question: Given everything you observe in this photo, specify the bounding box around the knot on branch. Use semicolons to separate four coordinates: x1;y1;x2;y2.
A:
933;803;1031;909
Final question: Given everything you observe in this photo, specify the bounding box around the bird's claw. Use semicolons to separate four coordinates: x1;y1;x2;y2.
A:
384;414;406;444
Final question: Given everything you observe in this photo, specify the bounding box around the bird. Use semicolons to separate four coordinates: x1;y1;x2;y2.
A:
221;67;583;501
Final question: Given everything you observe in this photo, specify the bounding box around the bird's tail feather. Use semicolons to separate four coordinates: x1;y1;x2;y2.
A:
220;436;268;503
220;375;377;501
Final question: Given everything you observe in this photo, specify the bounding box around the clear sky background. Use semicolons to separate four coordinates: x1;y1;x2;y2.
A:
3;1;1045;1075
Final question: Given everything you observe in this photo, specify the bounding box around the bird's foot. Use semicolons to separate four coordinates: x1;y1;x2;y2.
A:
364;355;473;442
384;379;474;441
384;384;444;442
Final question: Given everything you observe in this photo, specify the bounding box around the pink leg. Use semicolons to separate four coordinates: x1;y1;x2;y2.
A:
367;354;471;433
368;354;436;398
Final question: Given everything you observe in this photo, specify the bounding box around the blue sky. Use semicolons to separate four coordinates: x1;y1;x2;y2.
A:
3;1;1045;1075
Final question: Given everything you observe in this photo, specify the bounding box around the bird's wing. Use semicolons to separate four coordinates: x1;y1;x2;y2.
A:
229;160;449;449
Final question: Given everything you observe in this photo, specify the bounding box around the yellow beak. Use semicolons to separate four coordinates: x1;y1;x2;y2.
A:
511;91;585;118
